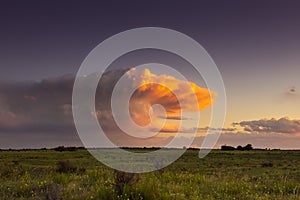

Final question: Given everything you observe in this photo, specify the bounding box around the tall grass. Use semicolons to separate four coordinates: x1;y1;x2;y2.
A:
0;149;299;199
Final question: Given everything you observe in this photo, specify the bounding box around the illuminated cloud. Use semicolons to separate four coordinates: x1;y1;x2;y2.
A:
233;117;300;134
196;127;236;132
158;115;191;120
150;123;180;133
130;68;215;112
126;68;216;129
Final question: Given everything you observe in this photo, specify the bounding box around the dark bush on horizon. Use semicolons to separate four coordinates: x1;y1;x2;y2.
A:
237;145;243;150
53;146;83;152
221;145;235;150
243;144;253;151
221;144;254;151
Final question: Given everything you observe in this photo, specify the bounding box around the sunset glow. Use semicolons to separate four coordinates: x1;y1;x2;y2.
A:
128;68;215;132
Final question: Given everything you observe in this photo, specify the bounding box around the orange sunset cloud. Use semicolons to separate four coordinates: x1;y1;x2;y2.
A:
126;68;216;132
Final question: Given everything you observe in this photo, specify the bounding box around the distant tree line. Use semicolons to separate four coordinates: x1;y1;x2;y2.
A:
53;146;85;152
221;144;253;151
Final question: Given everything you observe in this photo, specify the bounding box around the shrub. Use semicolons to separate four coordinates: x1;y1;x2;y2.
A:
56;160;77;173
113;170;139;195
54;146;78;152
236;145;243;150
243;144;253;151
261;162;273;167
45;183;63;200
221;145;235;150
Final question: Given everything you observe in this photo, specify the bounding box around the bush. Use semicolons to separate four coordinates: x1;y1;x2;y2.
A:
236;145;243;150
45;183;63;200
54;146;78;152
56;160;77;173
221;145;235;150
261;162;273;167
243;144;253;151
113;170;139;195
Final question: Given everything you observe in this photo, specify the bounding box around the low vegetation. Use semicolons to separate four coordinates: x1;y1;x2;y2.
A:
0;149;299;199
221;144;253;151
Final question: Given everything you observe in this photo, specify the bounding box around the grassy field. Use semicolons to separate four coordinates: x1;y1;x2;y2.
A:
0;149;299;200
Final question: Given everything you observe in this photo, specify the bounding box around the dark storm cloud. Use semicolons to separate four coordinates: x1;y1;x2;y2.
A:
0;74;75;134
0;68;130;135
0;69;130;147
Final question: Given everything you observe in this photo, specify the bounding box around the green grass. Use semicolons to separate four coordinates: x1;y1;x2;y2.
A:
0;149;299;199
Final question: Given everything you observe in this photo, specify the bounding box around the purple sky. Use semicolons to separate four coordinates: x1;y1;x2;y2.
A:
1;1;300;81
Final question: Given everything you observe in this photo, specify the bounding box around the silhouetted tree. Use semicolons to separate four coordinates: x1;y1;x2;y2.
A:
221;145;235;150
243;144;253;151
236;145;243;150
54;146;65;152
54;146;78;152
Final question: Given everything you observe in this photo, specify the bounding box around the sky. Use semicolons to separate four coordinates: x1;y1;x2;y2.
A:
0;1;300;149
